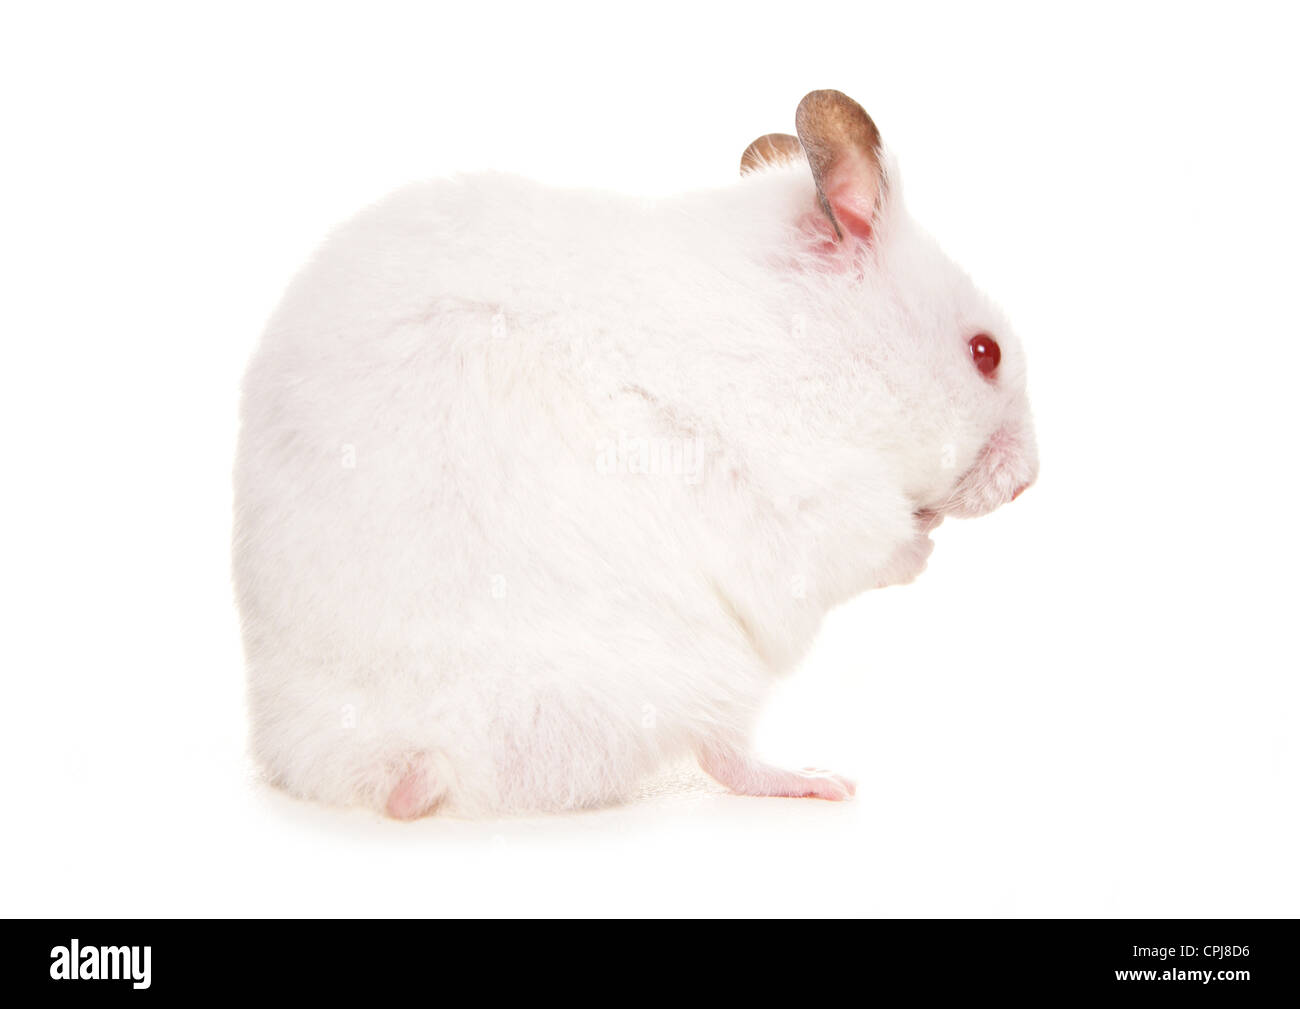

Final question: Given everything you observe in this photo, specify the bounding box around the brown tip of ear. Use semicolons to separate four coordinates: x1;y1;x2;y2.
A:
795;90;884;242
740;133;804;175
795;90;881;164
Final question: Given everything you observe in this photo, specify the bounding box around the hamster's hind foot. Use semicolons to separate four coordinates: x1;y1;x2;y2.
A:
698;744;855;801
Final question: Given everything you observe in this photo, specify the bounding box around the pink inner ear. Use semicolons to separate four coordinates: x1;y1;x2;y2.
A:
821;148;881;243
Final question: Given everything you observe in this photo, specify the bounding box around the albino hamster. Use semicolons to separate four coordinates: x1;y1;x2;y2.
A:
233;90;1038;818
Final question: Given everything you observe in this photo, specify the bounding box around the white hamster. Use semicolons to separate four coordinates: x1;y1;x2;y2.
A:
233;90;1038;818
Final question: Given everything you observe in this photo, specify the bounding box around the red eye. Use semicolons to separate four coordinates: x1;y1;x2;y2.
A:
969;334;1001;377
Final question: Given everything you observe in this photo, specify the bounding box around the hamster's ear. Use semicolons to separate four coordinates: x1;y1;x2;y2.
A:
740;133;803;175
795;90;884;243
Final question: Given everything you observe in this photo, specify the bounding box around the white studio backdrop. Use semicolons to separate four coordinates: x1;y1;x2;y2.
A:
1;1;1296;916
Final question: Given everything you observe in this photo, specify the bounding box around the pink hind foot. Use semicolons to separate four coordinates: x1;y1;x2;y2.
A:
384;763;441;820
698;744;856;801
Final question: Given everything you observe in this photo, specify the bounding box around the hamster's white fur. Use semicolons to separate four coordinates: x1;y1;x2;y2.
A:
233;106;1037;818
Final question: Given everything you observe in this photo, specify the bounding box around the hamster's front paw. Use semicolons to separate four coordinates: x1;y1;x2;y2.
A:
872;529;935;589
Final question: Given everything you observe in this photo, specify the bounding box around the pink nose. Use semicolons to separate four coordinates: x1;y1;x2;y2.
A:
1011;482;1030;501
